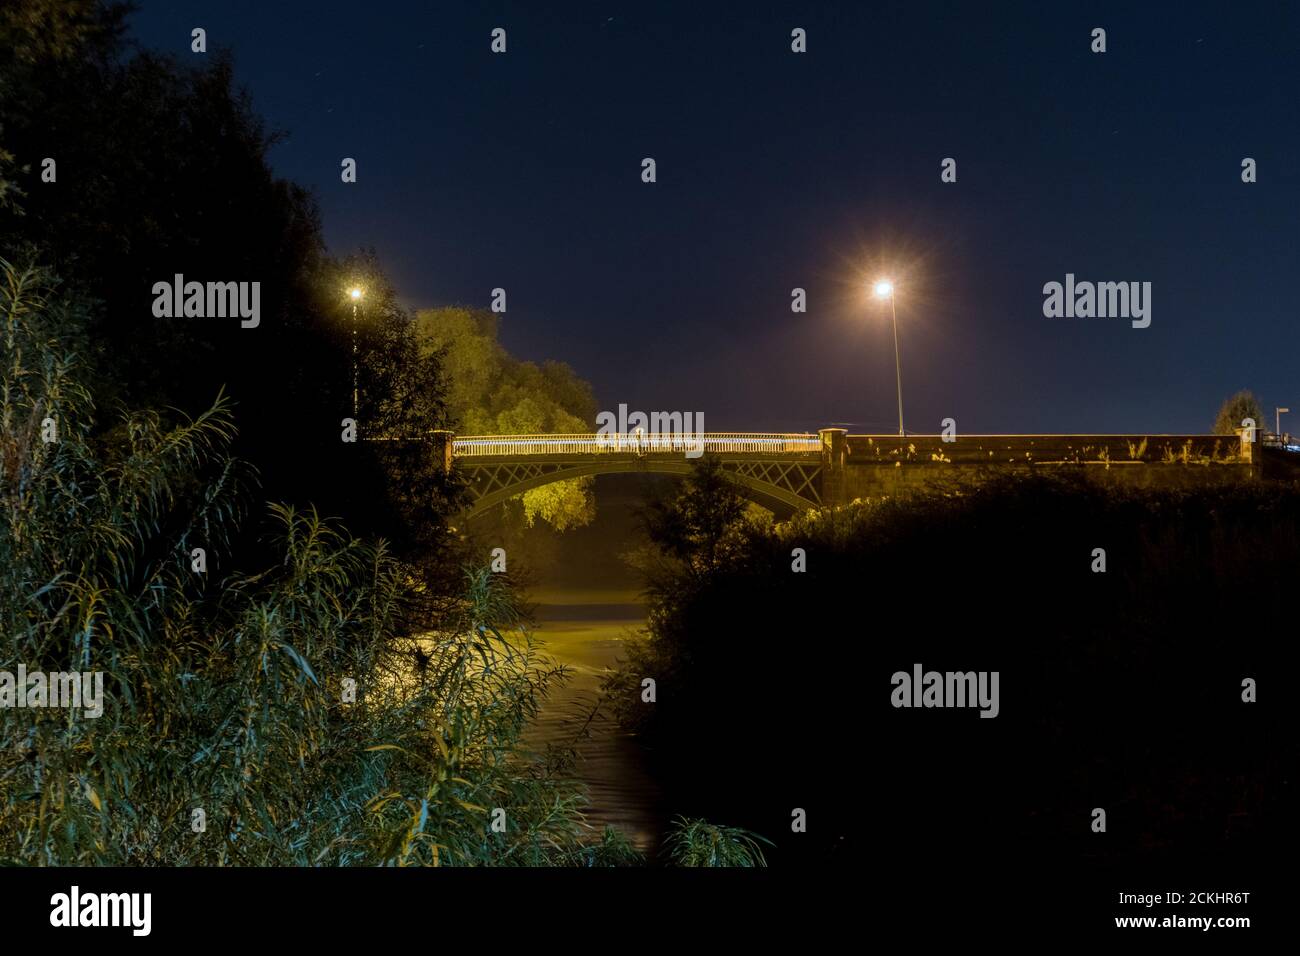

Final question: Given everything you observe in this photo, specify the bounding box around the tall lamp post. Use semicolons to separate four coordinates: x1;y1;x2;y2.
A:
348;286;363;419
1277;406;1290;440
874;279;905;437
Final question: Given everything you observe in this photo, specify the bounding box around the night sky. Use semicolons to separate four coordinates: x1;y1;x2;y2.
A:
128;1;1298;434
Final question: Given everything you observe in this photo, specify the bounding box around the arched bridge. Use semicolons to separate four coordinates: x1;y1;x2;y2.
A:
442;431;840;519
425;429;1256;521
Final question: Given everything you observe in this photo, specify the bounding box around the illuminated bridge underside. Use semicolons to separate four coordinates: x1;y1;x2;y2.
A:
453;433;825;518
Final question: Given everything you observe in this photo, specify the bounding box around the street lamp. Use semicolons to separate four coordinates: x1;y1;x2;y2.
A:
873;279;904;437
1277;407;1290;440
348;287;364;419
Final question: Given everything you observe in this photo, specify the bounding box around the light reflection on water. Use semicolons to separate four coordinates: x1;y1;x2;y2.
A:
521;594;666;852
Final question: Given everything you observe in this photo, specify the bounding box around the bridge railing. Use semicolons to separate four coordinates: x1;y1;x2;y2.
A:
452;432;822;457
844;433;1248;464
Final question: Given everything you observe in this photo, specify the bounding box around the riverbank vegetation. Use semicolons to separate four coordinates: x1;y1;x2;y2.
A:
0;260;567;864
2;0;778;865
609;457;1297;867
0;259;769;866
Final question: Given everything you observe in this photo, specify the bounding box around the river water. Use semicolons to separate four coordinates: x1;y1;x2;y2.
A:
521;587;666;853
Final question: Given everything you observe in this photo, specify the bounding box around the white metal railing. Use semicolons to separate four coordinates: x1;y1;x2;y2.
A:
452;432;822;457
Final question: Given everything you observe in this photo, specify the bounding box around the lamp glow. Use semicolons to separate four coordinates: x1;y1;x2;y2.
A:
868;277;905;436
349;287;363;300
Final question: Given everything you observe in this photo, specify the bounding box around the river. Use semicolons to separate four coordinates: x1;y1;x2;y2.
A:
521;586;666;853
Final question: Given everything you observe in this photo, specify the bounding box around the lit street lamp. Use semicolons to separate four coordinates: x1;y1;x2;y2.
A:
349;286;363;419
1277;406;1290;439
873;279;905;437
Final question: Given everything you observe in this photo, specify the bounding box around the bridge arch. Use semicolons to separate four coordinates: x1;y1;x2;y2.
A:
446;432;841;521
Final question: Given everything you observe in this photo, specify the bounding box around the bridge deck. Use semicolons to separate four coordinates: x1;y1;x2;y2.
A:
843;434;1245;464
452;433;822;458
441;430;1254;518
451;432;1247;464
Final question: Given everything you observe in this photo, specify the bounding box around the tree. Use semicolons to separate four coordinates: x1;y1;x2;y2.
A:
1213;390;1265;436
0;1;462;590
414;306;599;530
0;255;585;866
639;455;749;580
0;0;129;212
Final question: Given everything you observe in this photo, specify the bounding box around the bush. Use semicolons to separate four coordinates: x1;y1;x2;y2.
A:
663;817;770;867
609;459;1298;868
0;257;587;865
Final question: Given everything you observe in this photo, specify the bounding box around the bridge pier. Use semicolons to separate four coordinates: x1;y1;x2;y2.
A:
432;429;454;473
819;428;847;508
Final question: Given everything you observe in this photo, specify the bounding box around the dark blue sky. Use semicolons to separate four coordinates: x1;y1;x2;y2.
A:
129;1;1298;434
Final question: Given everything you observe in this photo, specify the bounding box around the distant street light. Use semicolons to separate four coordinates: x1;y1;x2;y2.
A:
348;287;364;419
873;279;904;436
1277;406;1290;439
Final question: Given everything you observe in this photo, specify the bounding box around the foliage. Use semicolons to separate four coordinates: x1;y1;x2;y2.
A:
414;307;598;530
663;817;771;867
0;0;122;68
0;258;587;866
573;825;645;867
0;1;461;590
610;465;1299;867
637;455;750;581
328;252;463;588
0;0;130;212
1214;390;1265;436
